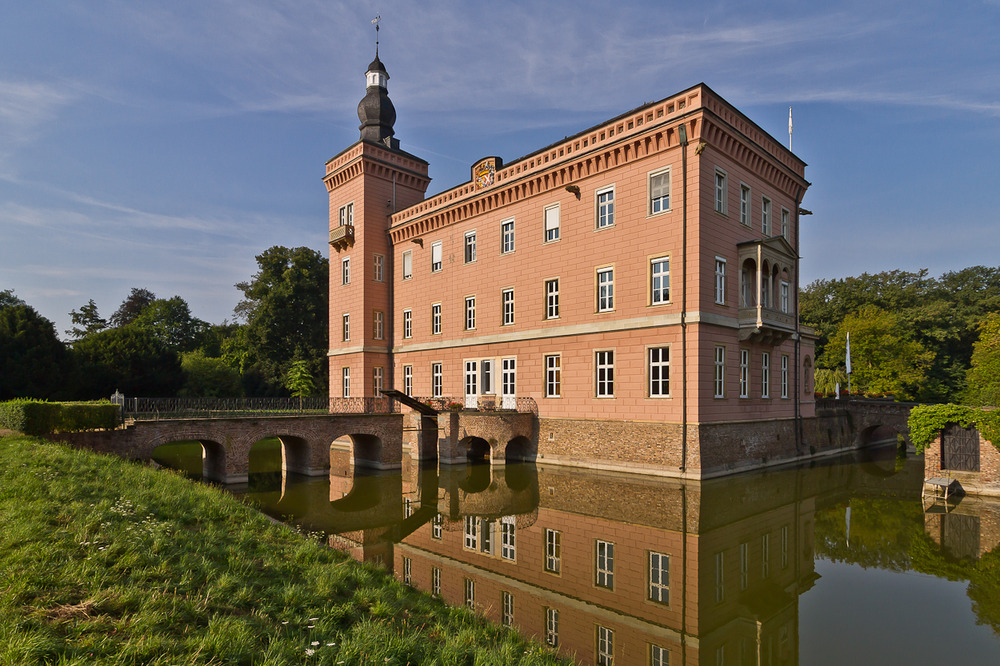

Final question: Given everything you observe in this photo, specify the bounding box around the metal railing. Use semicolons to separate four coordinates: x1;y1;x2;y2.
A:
411;396;538;415
125;396;399;421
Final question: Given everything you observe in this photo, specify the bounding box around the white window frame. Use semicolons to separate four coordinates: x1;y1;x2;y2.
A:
740;184;751;226
463;516;478;550
402;309;412;339
432;363;442;397
432;513;443;540
649;346;670;397
501;516;516;561
464;578;475;609
596;186;615;229
762;196;772;236
649;168;671;215
338;201;353;226
402;250;412;280
715;168;727;214
465;296;476;330
373;310;384;340
342;313;350;342
715;257;727;305
544;204;560;243
545;529;561;574
403;556;411;584
403;365;413;396
464;230;476;263
781;207;790;240
431;303;441;335
597;625;614;666
651;644;669;666
596;350;614;398
781;355;789;399
762;352;771;398
780;280;790;313
545;354;561;398
545;608;559;647
432;567;441;595
502;288;514;325
373;253;384;282
597;267;614;312
714;346;726;398
595;540;615;589
430;241;442;272
650;257;670;305
649;551;670;604
545;278;560;319
481;359;494;395
502;591;514;626
372;366;383;396
341;257;351;285
501;218;515;254
342;367;350;398
739;349;749;399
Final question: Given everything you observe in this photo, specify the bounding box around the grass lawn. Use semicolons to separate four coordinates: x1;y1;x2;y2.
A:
0;435;570;665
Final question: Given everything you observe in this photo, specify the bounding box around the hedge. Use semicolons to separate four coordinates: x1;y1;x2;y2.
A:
0;399;119;435
907;403;1000;454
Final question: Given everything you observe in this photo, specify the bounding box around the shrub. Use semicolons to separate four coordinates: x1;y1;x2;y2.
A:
0;400;119;435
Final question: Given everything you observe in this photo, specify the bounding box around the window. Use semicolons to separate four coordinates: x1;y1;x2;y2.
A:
781;355;789;398
338;202;353;226
740;184;751;226
431;241;442;272
715;169;727;213
431;513;442;540
714;551;725;602
432;567;441;595
649;551;670;604
464;516;478;550
502;288;514;325
465;296;476;330
545;354;561;398
432;363;442;397
739;542;749;590
479;518;495;555
501;218;515;253
651;644;669;666
502;591;514;626
464;230;476;263
372;366;383;396
545;608;559;647
464;361;478;407
431;303;441;335
402;556;411;584
715;258;727;304
597;187;615;228
464;578;475;609
481;359;494;395
341;257;351;285
762;352;771;398
781;207;790;239
597;625;614;666
650;257;670;304
545;279;560;319
649;347;670;397
341;367;350;398
545;529;561;573
714;346;725;398
595;540;615;589
373;253;384;281
649;169;670;214
402;250;412;280
780;281;790;313
342;313;350;342
781;525;789;569
501;516;516;561
762;196;772;235
544;204;560;242
502;358;516;404
597;267;614;312
761;533;770;578
596;350;614;397
402;309;412;339
403;365;413;396
739;349;749;398
373;310;384;340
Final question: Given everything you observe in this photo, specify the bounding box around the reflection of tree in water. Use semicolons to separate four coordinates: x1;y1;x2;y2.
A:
968;549;1000;635
814;498;924;571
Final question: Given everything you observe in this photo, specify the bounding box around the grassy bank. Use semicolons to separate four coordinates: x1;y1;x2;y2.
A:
0;435;569;665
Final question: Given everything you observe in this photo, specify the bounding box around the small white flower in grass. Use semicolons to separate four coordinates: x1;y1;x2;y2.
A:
309;617;319;621
305;648;315;656
311;641;319;646
281;621;289;625
327;642;336;646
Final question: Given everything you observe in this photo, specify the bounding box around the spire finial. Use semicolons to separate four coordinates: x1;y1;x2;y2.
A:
371;15;381;57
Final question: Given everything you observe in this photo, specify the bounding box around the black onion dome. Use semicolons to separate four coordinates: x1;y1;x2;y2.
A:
357;57;396;143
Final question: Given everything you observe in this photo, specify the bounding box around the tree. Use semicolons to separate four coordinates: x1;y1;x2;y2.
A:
131;296;208;352
285;359;316;407
179;351;243;397
0;289;25;308
965;312;1000;407
822;305;934;401
0;303;69;400
70;326;183;398
109;288;156;328
66;299;108;340
234;246;329;395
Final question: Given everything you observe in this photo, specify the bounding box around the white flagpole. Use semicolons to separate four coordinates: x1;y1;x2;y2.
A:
846;331;852;395
788;106;793;151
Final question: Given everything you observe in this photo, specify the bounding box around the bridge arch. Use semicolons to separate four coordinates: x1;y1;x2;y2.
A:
504;435;535;463
459;436;492;463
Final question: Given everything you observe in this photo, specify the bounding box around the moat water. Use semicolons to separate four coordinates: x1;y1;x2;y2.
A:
153;442;1000;665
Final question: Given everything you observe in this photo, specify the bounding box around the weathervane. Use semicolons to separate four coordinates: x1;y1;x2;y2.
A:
372;14;381;57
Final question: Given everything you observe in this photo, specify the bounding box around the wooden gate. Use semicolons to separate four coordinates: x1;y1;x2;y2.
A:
941;423;980;472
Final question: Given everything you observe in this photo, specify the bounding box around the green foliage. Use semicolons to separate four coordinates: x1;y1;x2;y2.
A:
70;326;183;398
108;287;156;328
58;401;120;431
285;359;316;400
0;303;69;400
965;312;1000;407
234;246;329;396
907;403;1000;454
823;305;934;400
0;400;118;434
179;351;243;397
65;298;107;340
131;296;209;352
814;367;848;396
0;289;25;308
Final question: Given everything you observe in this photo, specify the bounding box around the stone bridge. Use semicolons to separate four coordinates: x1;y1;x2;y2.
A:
816;398;915;448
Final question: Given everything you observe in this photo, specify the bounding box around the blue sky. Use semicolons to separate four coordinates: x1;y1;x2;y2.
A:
2;1;999;338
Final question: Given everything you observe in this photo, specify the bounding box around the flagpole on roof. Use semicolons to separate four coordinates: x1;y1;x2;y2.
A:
846;331;852;396
788;106;793;151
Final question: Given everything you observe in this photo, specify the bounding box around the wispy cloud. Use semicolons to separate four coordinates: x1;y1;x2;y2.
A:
0;80;75;140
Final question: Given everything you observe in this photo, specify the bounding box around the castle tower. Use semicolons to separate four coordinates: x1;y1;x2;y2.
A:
324;54;430;401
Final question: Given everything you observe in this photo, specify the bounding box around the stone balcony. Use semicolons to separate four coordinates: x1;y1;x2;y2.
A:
329;224;355;252
738;305;796;345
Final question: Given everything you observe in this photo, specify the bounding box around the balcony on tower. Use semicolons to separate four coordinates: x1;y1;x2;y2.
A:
329;223;355;252
737;237;798;345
